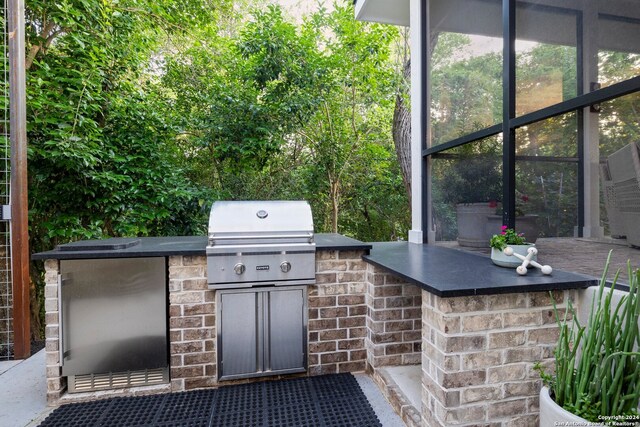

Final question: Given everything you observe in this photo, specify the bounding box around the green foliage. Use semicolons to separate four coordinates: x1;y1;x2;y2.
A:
294;4;402;236
26;0;408;261
159;3;407;241
430;34;608;238
516;44;577;107
536;253;640;423
511;45;580;237
26;0;222;255
25;0;233;338
489;228;526;250
162;5;330;173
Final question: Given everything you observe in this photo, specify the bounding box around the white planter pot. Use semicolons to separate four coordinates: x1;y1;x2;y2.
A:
490;244;536;268
539;386;603;427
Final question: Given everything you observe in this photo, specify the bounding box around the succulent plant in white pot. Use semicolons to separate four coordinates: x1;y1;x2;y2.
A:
536;252;640;425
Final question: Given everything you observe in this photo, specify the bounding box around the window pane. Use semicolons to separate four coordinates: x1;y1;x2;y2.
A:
431;136;502;243
598;92;640;239
597;3;640;89
429;0;502;148
599;92;640;158
515;112;579;238
516;2;578;116
515;162;578;238
516;111;578;157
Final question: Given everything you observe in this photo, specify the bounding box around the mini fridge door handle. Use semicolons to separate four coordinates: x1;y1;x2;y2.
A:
57;274;64;365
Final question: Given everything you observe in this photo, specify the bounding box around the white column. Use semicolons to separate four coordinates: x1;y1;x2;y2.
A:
581;2;604;238
408;0;426;244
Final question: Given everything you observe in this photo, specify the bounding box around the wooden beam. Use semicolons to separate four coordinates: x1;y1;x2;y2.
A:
9;0;30;359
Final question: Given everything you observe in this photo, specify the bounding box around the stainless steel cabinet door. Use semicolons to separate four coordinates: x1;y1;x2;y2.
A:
218;291;260;378
217;286;307;380
267;288;306;372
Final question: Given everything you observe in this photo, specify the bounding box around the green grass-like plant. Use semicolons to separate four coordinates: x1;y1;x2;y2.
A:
536;251;640;423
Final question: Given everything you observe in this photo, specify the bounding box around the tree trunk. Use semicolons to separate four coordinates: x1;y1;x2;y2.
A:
330;180;340;233
26;21;60;71
392;59;412;202
392;33;440;205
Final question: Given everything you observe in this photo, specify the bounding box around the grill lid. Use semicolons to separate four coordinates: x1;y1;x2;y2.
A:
208;201;314;241
207;201;315;287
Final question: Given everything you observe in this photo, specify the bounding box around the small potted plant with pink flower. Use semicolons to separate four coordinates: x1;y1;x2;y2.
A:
489;226;536;267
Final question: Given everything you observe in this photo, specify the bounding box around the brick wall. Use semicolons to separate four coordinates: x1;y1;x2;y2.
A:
309;250;369;375
43;248;578;427
167;255;216;392
365;263;422;369
41;249;423;405
43;250;375;403
43;260;65;404
421;289;574;427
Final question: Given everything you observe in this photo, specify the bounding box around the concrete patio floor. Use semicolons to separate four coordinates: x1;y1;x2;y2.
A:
0;350;51;427
437;237;640;283
0;350;403;427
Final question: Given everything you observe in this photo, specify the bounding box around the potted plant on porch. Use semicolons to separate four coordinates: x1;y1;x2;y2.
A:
536;254;640;426
440;150;502;248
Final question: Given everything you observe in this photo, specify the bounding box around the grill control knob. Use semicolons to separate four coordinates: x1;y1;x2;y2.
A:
280;262;291;273
234;263;246;275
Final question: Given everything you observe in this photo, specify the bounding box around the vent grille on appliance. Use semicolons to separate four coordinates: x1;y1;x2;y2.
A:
68;368;169;393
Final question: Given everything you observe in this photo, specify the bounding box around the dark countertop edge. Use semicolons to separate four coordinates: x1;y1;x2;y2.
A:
316;245;371;252
363;255;596;297
315;233;372;253
31;233;372;260
362;242;599;297
32;250;206;261
362;256;445;296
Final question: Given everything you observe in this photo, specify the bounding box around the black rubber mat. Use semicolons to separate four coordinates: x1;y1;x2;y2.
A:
38;373;382;427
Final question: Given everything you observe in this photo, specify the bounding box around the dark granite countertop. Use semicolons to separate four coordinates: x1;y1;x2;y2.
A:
315;233;372;252
363;242;598;297
31;233;371;260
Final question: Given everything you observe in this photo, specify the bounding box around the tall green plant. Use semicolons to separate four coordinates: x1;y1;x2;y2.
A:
537;251;640;422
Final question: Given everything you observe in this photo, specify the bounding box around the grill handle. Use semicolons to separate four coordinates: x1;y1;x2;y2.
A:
209;233;313;245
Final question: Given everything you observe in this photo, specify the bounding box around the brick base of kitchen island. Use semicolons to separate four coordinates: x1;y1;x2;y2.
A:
42;248;580;427
419;290;572;427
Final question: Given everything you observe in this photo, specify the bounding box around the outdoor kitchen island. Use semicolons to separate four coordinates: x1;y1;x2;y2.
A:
362;242;598;427
35;236;598;427
33;233;373;404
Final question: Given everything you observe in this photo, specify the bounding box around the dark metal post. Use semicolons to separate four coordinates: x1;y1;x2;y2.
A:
421;0;430;242
502;0;516;229
9;0;30;359
576;12;585;237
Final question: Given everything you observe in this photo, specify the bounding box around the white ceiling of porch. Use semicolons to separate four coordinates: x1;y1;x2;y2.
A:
355;0;410;27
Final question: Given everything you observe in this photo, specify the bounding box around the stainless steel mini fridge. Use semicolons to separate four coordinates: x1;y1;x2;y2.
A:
59;257;168;392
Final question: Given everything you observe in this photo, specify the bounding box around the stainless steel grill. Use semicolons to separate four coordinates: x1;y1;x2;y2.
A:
207;201;316;289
